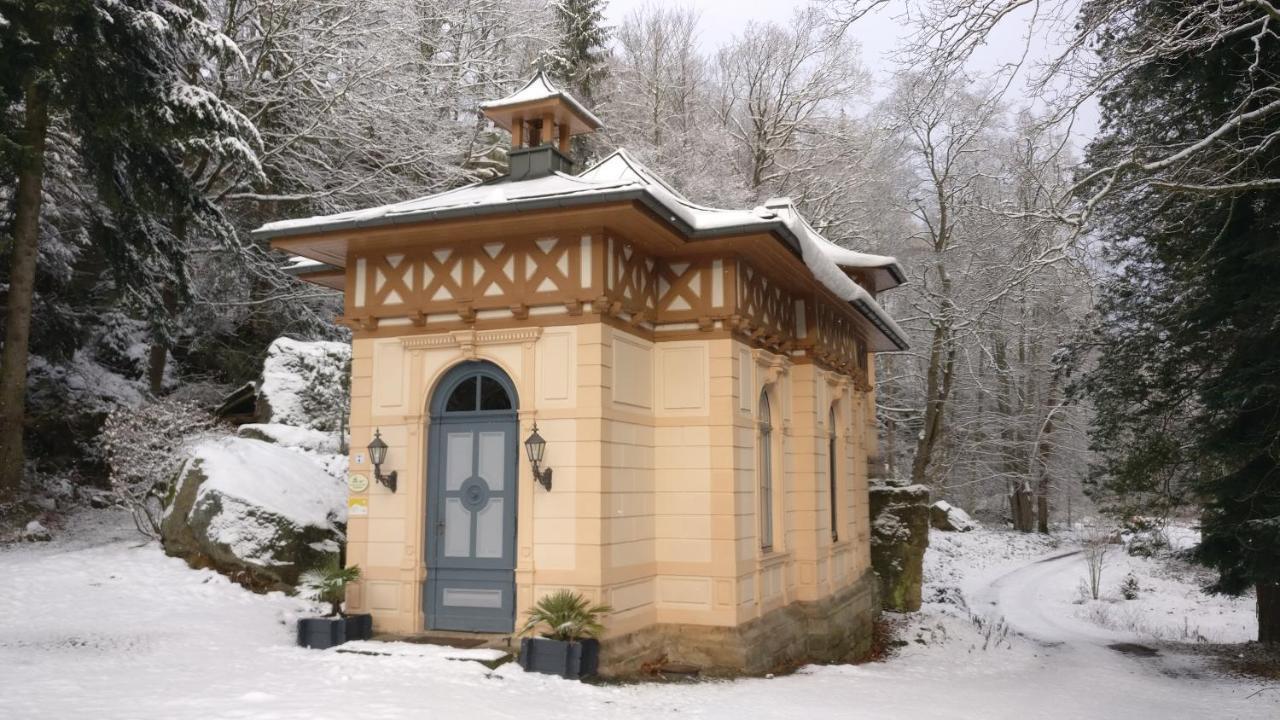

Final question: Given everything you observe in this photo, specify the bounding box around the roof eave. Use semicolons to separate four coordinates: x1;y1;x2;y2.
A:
254;187;654;242
255;189;906;351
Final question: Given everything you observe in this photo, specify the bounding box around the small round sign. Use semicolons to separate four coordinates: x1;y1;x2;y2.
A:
347;473;370;493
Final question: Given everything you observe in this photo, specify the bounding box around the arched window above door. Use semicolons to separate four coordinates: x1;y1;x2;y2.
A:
434;363;516;416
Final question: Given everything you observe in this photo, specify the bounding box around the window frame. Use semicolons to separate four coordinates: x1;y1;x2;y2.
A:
828;406;839;542
758;389;774;553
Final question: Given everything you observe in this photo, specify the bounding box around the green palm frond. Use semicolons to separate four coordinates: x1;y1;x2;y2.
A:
300;559;360;617
519;589;612;641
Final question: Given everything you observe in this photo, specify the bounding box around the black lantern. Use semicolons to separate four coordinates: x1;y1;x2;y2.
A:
525;424;552;491
367;428;397;492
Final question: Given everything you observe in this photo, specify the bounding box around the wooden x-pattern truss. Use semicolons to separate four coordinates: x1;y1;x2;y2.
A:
734;261;796;348
344;230;873;379
603;237;658;318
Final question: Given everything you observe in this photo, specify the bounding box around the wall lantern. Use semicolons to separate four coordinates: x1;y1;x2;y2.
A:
525;424;552;491
367;428;398;492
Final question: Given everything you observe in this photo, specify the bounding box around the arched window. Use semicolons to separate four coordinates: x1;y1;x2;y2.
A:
829;407;839;542
442;373;513;413
758;389;774;552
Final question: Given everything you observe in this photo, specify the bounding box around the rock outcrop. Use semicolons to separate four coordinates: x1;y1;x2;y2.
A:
255;337;350;430
869;480;930;612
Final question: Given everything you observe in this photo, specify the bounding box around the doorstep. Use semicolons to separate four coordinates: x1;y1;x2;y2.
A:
335;631;515;669
374;629;516;651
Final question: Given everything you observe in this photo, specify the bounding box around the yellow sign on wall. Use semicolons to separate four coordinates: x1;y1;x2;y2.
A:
348;497;369;517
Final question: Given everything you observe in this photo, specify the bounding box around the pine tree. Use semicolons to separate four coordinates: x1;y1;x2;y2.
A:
541;0;610;106
0;0;260;501
1082;0;1280;643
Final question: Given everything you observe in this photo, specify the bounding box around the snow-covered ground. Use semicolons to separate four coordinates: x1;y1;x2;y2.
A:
1;513;1275;719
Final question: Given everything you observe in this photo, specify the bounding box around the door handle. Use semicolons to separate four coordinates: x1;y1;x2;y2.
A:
436;520;445;536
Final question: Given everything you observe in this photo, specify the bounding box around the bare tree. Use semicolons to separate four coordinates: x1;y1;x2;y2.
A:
828;0;1280;212
871;72;1093;527
714;8;870;196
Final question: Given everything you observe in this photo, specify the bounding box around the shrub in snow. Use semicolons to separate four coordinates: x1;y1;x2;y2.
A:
1080;524;1113;601
256;338;350;432
161;436;347;591
1120;573;1140;600
299;558;361;617
99;400;217;538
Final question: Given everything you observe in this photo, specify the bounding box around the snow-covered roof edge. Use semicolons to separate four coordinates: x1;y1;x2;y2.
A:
479;71;603;130
254;150;908;350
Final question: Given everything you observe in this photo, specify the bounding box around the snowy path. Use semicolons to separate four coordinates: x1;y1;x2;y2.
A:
973;549;1125;644
1;516;1276;719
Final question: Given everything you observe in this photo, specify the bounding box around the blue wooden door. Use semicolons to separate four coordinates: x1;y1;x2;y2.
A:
424;363;519;633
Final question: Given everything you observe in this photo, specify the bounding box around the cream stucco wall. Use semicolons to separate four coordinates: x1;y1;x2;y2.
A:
343;321;876;639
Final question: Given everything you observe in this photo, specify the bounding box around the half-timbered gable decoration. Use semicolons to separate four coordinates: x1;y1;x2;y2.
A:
255;74;907;676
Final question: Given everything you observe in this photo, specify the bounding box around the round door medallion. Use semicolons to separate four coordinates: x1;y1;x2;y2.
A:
459;476;491;511
347;473;370;493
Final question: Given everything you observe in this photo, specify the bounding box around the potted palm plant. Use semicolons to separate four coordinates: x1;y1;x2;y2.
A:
518;589;612;679
296;561;369;649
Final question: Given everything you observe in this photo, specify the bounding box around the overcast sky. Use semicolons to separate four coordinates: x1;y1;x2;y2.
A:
603;0;1100;142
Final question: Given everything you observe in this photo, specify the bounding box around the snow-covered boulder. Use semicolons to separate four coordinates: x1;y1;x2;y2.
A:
236;423;342;454
161;436;347;591
929;500;975;532
22;521;52;542
256;338;350;430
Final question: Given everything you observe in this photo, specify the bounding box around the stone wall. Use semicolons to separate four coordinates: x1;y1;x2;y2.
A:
599;569;879;677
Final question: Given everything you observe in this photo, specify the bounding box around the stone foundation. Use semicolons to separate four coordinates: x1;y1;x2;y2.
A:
599;571;879;677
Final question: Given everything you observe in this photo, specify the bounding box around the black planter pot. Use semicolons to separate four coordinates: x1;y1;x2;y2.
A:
518;637;600;679
344;613;374;641
297;617;346;649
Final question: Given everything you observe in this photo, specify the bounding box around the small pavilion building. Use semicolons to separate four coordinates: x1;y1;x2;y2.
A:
256;73;907;674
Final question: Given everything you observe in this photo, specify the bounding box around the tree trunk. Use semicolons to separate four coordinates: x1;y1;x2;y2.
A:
1260;581;1280;645
912;321;956;483
1010;482;1035;533
0;80;50;502
146;284;179;396
1034;384;1060;534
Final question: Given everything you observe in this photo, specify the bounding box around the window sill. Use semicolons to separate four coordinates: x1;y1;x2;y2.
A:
759;550;792;568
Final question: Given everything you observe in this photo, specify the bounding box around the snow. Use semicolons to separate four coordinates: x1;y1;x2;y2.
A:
182;436;347;530
2;515;1275;719
21;521;51;542
237;422;342;454
28;351;146;413
284;255;327;270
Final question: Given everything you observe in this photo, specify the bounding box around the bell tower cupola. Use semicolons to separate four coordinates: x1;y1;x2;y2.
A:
480;71;603;180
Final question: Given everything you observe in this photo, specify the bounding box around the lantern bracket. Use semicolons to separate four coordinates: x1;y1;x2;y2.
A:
367;428;398;493
524;424;553;491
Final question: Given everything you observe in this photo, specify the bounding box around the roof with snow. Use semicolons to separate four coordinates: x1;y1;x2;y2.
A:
256;150;907;350
479;71;602;135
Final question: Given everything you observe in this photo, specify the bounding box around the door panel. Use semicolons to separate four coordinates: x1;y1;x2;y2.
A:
424;373;518;633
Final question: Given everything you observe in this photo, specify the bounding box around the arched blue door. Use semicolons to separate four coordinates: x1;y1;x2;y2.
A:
424;362;518;632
